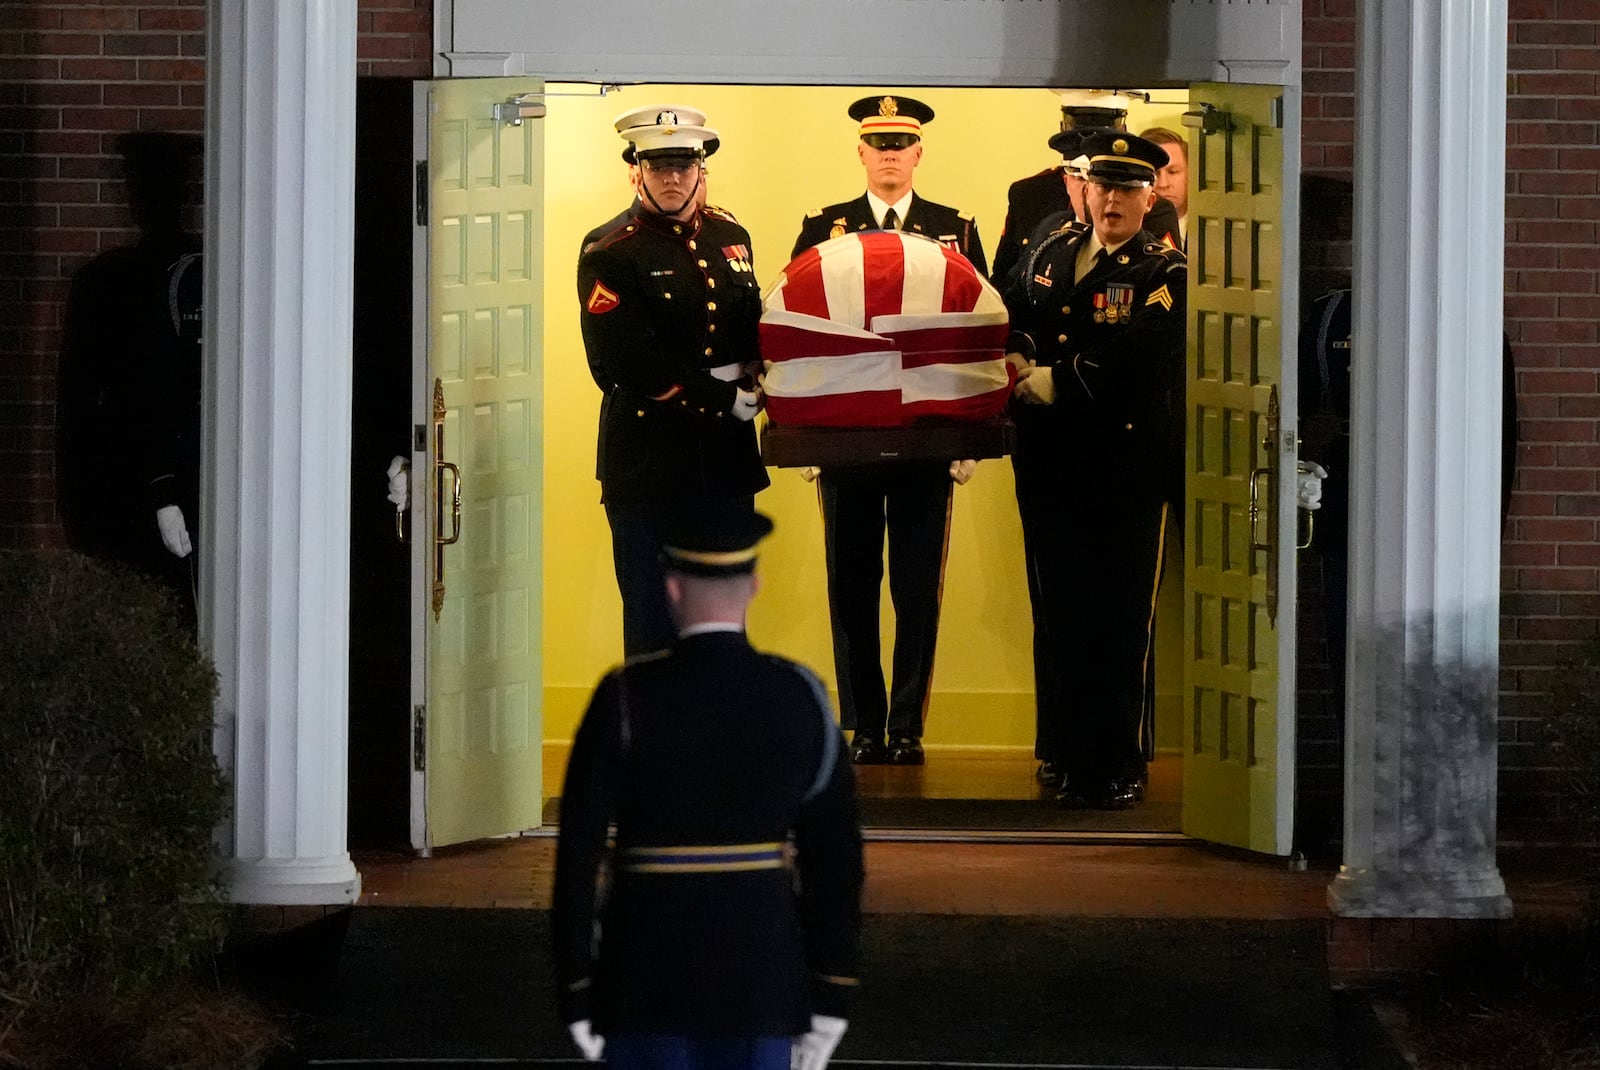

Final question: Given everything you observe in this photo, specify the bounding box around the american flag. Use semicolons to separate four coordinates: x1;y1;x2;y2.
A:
759;231;1013;428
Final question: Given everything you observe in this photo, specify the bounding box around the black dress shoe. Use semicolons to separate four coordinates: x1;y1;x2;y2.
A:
1036;761;1064;789
1053;775;1094;809
885;733;925;766
850;733;887;765
1095;777;1142;810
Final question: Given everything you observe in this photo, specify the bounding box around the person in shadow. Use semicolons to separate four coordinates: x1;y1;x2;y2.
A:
57;131;203;631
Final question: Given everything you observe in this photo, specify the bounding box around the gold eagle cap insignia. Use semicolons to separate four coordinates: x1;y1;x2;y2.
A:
1113;138;1129;154
880;96;898;117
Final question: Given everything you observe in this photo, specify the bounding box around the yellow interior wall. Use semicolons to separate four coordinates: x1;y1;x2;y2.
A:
542;84;1189;751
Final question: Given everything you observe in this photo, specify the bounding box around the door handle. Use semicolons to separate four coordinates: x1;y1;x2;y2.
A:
1249;465;1272;552
430;378;460;622
438;461;462;547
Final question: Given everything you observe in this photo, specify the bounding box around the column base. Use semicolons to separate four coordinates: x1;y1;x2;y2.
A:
228;855;363;906
1327;865;1512;919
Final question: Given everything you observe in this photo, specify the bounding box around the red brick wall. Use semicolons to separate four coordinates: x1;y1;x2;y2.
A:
1295;0;1600;843
0;0;430;548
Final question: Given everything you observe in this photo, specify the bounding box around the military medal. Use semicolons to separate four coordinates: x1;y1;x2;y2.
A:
1106;283;1135;324
830;224;845;239
1093;291;1107;323
722;243;752;273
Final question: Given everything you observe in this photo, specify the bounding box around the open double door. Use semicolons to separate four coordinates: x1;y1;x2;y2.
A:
402;77;1302;858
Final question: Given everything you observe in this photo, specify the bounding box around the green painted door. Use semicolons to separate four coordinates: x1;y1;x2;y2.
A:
1182;82;1301;856
413;77;545;849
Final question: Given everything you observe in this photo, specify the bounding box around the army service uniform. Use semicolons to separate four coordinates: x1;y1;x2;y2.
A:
553;631;864;1039
790;191;984;757
1004;218;1187;796
791;191;986;276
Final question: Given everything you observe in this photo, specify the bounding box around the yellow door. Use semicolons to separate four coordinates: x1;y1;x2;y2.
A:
1182;83;1301;855
412;77;545;849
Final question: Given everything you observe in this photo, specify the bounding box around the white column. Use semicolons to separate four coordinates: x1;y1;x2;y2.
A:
201;1;361;905
1330;0;1510;918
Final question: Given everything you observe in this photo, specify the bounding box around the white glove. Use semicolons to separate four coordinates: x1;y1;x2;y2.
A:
949;459;977;485
568;1020;604;1062
791;1015;847;1070
1296;460;1328;511
799;466;822;483
386;455;410;510
1005;351;1030;373
732;387;762;421
156;504;192;558
1013;364;1056;406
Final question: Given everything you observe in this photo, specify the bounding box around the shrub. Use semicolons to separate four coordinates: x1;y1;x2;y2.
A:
0;550;232;1062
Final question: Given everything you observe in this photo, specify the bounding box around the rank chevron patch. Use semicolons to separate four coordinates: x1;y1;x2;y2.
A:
586;279;620;314
1145;283;1173;311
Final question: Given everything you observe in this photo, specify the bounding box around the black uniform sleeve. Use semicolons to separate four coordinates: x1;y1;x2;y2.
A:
791;702;864;1021
577;240;740;418
792;215;827;260
551;672;625;1024
991;187;1026;287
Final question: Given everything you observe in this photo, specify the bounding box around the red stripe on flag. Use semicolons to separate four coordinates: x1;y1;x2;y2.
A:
759;322;893;361
766;389;902;428
859;232;905;324
939;243;985;312
778;245;829;319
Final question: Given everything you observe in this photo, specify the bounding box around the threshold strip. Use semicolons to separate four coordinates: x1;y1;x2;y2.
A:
306;1059;1301;1069
524;827;1191;846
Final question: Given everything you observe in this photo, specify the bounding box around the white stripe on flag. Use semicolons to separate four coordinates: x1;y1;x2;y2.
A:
898;232;949;318
817;236;868;330
761;352;900;399
760;307;883;342
870;309;1010;334
902;359;1013;403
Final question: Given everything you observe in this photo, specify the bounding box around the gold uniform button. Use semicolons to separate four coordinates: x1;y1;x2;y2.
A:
687;240;697;251
698;259;708;267
1061;306;1070;314
707;301;716;311
708;324;716;333
707;279;716;288
663;292;672;299
1125;422;1134;430
704;347;714;356
673;225;683;234
1058;334;1068;343
1021;238;1030;246
636;409;645;417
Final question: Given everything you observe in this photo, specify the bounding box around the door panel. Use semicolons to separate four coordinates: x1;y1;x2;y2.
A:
1182;83;1299;856
412;76;545;849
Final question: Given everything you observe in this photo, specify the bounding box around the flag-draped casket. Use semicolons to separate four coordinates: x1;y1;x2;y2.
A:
759;232;1013;431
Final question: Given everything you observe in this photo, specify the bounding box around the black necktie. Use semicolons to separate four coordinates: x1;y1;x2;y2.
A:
881;207;899;231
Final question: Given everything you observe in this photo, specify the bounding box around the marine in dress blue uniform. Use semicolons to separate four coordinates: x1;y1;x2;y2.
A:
553;511;863;1070
578;106;770;657
788;95;985;767
991;92;1181;287
1003;131;1187;810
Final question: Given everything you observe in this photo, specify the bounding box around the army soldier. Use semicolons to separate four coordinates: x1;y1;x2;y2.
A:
991;91;1182;287
792;94;986;273
553;510;863;1070
1003;131;1187;810
579;106;768;657
788;95;985;767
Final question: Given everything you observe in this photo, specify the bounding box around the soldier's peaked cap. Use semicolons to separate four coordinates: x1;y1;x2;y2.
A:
661;509;775;578
1080;129;1169;188
1054;89;1137;132
849;94;934;141
614;104;720;163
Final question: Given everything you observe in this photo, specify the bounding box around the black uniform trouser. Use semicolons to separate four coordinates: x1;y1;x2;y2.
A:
819;465;952;740
604;495;756;658
1016;460;1168;784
